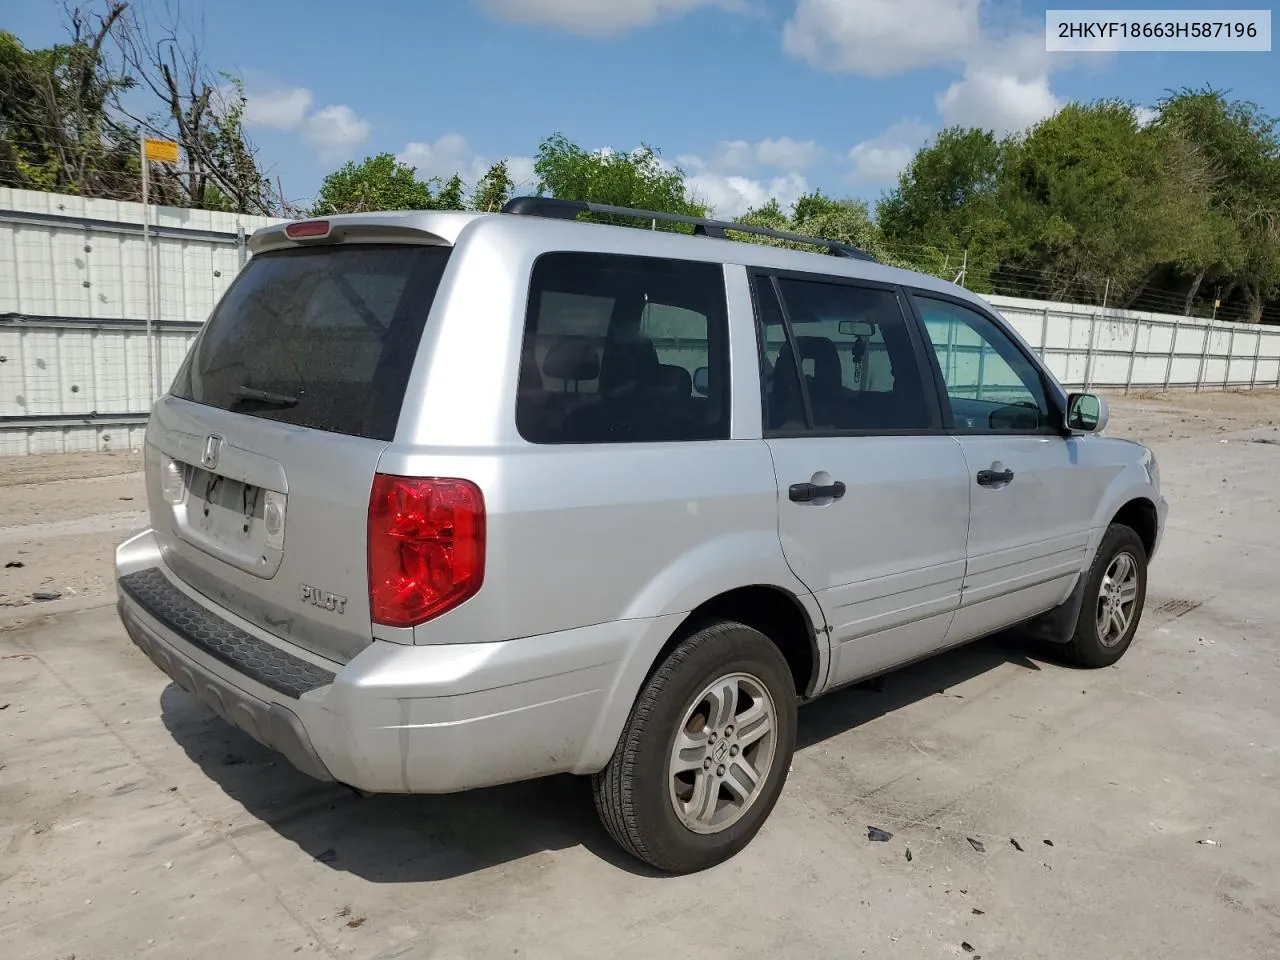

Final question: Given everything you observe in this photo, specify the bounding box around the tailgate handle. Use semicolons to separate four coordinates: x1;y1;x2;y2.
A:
789;481;847;503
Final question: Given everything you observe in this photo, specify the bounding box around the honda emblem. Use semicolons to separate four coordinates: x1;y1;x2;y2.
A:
201;434;223;470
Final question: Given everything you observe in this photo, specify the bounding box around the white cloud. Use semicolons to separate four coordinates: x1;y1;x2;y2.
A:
756;136;825;170
398;134;475;181
301;104;372;160
240;84;372;160
711;140;757;173
397;134;537;197
783;0;980;77
848;120;931;184
706;137;825;174
1134;106;1159;128
476;0;734;36
687;169;810;219
782;0;1092;135
506;156;538;191
936;70;1061;133
243;87;313;130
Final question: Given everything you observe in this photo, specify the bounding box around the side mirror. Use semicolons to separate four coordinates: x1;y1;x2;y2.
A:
692;367;710;397
838;320;875;338
1066;393;1109;433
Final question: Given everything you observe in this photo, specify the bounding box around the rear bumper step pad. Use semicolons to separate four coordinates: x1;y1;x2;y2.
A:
118;597;334;782
118;567;335;699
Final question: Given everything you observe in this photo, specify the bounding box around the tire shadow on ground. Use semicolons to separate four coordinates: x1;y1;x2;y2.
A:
158;630;1047;882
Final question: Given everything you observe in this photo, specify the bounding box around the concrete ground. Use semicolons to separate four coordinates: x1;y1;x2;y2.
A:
2;390;1279;959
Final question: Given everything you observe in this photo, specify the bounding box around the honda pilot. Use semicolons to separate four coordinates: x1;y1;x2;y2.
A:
116;198;1167;873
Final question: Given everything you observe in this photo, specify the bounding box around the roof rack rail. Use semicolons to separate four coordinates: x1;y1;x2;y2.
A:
499;196;878;262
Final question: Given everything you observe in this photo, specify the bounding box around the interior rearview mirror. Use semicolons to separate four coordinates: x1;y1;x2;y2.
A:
838;320;875;338
1066;393;1109;433
692;366;710;397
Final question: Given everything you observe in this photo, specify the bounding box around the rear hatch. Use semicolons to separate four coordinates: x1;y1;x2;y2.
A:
144;237;451;663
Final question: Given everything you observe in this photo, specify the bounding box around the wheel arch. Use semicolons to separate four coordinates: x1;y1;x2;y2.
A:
1111;497;1159;558
573;581;827;776
657;584;824;700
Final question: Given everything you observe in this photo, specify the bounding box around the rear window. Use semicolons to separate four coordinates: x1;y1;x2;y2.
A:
171;244;450;441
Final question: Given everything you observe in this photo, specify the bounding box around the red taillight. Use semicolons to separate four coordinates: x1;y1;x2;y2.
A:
285;219;330;239
368;475;486;628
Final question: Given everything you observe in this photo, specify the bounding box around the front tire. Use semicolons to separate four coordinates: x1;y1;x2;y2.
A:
592;620;798;874
1058;523;1148;668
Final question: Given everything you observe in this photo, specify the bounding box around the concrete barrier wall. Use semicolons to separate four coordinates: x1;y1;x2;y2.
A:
2;186;1277;454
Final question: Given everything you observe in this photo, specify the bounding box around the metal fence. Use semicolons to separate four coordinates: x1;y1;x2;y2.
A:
0;187;281;454
990;294;1280;393
2;186;1278;455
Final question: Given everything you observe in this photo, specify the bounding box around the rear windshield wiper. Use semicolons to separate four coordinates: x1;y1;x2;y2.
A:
233;385;300;407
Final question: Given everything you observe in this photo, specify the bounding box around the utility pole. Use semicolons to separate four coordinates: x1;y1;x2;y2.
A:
140;137;179;403
141;138;155;406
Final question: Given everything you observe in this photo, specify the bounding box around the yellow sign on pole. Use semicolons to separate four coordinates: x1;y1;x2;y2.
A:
143;138;179;164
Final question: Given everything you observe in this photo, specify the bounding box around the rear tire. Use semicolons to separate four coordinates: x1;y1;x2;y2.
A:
1056;523;1148;668
592;620;798;874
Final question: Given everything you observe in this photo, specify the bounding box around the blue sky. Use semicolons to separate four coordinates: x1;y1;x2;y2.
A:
10;0;1278;215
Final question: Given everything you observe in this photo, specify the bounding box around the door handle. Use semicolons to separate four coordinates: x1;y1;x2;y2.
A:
976;468;1015;487
789;480;847;503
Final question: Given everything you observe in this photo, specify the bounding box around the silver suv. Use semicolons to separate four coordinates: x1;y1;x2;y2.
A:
116;198;1167;873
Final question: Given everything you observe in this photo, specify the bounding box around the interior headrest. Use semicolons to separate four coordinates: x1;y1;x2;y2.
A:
654;364;692;396
600;333;660;390
542;337;601;382
783;335;842;385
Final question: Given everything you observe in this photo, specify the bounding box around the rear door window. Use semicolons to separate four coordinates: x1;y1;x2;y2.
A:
755;273;933;434
516;253;730;444
171;244;451;441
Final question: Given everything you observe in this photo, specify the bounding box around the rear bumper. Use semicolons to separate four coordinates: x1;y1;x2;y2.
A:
118;598;334;782
116;529;676;794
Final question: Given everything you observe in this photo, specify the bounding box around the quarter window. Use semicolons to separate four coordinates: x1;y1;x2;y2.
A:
516;253;730;444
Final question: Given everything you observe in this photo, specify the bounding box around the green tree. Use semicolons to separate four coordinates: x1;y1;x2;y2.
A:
877;127;1009;290
311;153;438;215
1;1;280;214
0;3;137;199
113;6;279;215
534;133;703;227
791;192;902;264
191;76;276;214
436;173;465;211
1156;88;1280;323
471;159;513;212
735;198;789;231
732;192;904;266
994;101;1217;306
